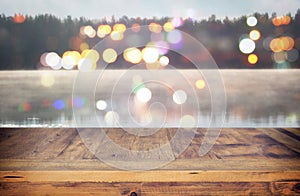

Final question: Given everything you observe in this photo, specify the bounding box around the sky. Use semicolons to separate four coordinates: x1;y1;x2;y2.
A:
1;0;300;20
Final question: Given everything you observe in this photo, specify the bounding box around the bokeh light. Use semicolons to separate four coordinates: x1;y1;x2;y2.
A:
123;47;142;64
272;16;291;26
142;47;159;63
13;14;25;24
96;100;107;110
45;52;62;69
41;73;55;87
131;23;141;32
195;79;206;89
78;58;94;70
80;26;85;36
180;115;195;129
167;29;182;44
136;87;152;103
40;52;49;67
281;36;294;51
248;54;258;64
173;90;187;104
270;36;294;52
103;48;117;63
246;16;257;27
97;24;111;38
18;102;31;112
72;97;85;108
163;22;174;32
110;31;124;41
239;38;256;54
249;30;261;41
270;38;282;52
62;51;81;69
113;23;126;32
149;22;162;33
104;111;119;126
159;56;169;66
272;17;280;26
155;41;170;55
83;25;96;38
171;17;183;28
70;51;81;62
53;99;65;110
81;49;100;63
286;114;297;124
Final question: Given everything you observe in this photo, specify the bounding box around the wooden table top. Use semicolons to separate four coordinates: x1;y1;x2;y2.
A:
0;128;299;195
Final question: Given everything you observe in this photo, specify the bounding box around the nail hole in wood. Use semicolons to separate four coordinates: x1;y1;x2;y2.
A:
130;192;137;196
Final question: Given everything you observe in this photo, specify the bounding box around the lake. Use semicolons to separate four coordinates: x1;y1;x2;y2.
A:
0;69;299;128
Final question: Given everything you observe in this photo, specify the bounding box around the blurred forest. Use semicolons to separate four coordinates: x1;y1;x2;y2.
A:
0;10;299;70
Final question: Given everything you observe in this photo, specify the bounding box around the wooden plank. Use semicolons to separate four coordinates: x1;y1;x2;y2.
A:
0;128;299;195
165;158;300;170
280;128;300;140
141;182;273;196
1;181;300;195
0;182;141;196
0;128;299;171
1;158;300;171
80;128;176;167
0;171;299;183
285;128;300;138
0;128;94;160
259;128;300;153
1;128;299;160
271;181;300;195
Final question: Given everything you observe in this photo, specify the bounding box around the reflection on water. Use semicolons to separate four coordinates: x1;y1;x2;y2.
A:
0;70;299;128
0;113;298;128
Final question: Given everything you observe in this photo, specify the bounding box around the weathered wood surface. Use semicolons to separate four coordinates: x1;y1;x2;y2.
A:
1;181;300;195
0;182;141;196
0;128;299;170
0;128;299;195
0;182;278;196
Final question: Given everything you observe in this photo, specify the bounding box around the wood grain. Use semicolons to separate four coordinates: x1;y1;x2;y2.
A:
259;128;300;153
0;128;299;195
272;181;300;195
0;182;141;196
1;171;299;183
141;182;273;196
1;181;300;195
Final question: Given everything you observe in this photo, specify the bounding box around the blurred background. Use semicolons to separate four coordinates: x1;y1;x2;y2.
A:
0;0;299;128
0;0;299;70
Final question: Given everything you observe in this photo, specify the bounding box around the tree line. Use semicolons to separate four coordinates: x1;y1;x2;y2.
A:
0;10;299;70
